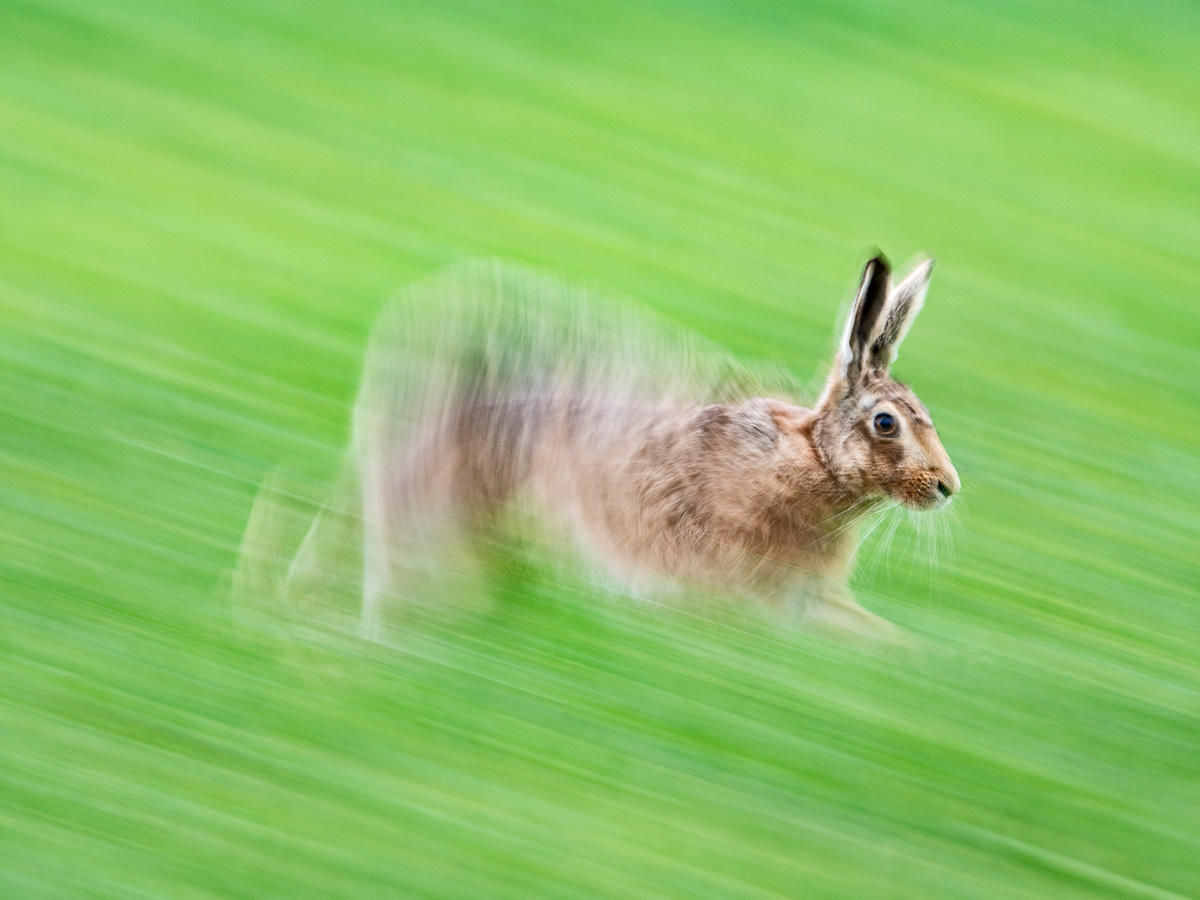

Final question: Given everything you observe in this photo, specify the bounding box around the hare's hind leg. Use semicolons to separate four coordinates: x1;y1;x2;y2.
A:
361;510;388;641
357;421;478;641
359;441;394;642
356;410;402;642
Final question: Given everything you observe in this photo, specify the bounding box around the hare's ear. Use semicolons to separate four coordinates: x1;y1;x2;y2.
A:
838;253;891;385
869;257;934;371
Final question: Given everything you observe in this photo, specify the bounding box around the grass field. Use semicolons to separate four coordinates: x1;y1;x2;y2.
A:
2;0;1199;896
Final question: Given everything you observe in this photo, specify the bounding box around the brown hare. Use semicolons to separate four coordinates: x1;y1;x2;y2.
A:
338;254;958;644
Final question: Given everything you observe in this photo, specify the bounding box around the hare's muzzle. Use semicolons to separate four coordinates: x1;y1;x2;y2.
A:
931;462;960;507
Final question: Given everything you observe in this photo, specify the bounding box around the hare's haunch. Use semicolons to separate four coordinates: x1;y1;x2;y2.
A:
350;255;958;643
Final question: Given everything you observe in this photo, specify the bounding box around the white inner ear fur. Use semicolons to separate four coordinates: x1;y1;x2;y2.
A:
870;257;934;369
835;257;891;382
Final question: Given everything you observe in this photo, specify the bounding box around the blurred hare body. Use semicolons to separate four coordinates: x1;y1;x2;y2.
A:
384;395;846;595
353;257;958;642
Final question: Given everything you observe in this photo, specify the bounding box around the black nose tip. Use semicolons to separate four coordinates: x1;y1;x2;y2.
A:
937;481;953;499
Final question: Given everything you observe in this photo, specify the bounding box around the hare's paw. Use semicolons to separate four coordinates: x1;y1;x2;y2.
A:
803;594;921;656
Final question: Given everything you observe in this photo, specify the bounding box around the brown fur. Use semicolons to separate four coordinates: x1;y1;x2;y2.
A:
349;256;958;643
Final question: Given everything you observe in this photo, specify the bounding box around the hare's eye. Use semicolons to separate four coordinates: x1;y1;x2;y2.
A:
873;412;898;435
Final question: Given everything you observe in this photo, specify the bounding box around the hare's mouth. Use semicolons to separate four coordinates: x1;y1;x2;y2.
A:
923;483;956;510
893;481;952;511
908;497;945;511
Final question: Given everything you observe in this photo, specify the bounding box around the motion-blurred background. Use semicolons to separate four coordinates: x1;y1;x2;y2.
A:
2;0;1198;896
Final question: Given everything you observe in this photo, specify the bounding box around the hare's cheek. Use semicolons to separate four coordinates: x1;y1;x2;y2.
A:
868;444;903;484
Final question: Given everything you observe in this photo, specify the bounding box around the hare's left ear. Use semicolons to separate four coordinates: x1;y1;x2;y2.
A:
838;254;892;386
869;257;934;371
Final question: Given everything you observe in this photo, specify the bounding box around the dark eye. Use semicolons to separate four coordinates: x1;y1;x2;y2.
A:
873;412;898;435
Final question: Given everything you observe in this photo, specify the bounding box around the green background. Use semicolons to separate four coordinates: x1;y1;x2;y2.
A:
2;0;1198;896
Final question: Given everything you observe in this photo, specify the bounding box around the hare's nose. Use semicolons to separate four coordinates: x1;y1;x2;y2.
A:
936;465;961;499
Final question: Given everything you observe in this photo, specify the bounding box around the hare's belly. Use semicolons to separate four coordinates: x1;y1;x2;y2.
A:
551;490;821;599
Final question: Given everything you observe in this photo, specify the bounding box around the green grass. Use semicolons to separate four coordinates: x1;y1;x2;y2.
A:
2;0;1199;896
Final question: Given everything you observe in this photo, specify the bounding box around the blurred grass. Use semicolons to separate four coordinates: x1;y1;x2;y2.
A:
2;0;1199;896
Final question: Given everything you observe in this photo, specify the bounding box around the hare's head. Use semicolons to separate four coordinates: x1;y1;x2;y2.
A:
811;254;959;510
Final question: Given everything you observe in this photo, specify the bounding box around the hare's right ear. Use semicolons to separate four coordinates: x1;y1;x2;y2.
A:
837;254;891;386
869;257;933;371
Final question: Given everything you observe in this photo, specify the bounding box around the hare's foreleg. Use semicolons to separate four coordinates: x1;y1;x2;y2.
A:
796;581;912;648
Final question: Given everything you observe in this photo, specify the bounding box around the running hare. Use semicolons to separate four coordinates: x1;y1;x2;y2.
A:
348;254;958;643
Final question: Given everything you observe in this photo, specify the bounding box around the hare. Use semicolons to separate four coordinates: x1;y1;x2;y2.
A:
340;254;958;644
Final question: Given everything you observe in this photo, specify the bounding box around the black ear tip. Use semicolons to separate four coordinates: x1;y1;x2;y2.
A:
866;250;891;275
